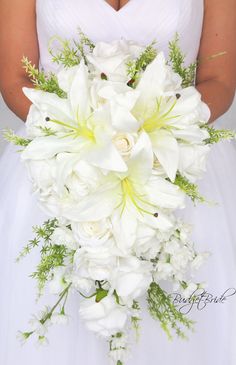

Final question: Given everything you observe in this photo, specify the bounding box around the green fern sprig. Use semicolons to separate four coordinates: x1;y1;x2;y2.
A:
22;56;66;97
16;218;59;262
147;282;195;340
168;34;197;88
126;41;158;85
167;173;206;204
2;128;32;147
201;124;236;144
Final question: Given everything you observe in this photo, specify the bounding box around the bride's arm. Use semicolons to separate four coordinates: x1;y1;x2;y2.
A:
196;0;236;123
0;0;39;122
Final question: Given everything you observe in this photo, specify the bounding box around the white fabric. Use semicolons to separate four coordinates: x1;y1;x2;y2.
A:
0;1;236;364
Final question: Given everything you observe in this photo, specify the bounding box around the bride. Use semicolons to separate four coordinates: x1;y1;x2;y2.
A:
0;1;236;364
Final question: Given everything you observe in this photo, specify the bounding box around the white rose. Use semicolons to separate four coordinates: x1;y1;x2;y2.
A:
74;242;118;281
87;39;144;82
110;257;152;302
134;224;161;259
79;295;128;337
71;218;112;248
24;158;56;193
50;226;78;250
112;133;136;160
68;272;94;294
67;162;103;198
178;144;210;183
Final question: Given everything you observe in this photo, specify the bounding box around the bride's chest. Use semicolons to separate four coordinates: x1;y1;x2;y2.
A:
36;0;204;68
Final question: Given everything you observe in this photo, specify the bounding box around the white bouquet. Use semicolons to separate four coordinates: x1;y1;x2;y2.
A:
4;32;236;364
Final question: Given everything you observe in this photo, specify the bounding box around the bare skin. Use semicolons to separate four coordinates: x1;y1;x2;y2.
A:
0;0;235;123
196;0;236;122
0;0;39;121
105;0;130;11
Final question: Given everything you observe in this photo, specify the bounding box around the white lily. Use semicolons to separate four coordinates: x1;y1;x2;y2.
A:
132;52;210;181
62;132;185;252
22;60;127;172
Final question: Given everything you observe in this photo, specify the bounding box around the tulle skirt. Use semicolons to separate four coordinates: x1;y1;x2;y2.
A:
1;124;236;365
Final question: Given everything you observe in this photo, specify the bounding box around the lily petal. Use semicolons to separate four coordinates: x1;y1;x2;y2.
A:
145;175;185;209
21;136;82;160
81;140;128;172
62;182;121;221
150;129;179;182
22;87;73;122
69;60;91;121
126;132;153;184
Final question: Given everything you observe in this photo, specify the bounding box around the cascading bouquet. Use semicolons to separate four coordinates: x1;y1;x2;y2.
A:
4;31;236;364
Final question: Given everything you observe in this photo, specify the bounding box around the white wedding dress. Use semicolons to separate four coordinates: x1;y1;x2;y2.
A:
0;1;236;364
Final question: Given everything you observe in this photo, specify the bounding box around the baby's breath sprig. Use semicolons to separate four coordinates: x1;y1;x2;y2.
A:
168;34;197;88
147;282;195;340
126;41;157;86
22;56;66;97
2;128;32;147
201;124;236;144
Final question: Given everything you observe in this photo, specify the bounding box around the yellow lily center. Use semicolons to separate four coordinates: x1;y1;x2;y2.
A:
142;97;179;133
119;177;158;217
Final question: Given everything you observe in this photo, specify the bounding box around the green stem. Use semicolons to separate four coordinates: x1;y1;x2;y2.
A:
40;283;72;325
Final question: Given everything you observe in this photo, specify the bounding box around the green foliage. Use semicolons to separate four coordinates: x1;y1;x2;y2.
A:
109;332;126;365
48;30;95;67
201;124;236;144
31;244;68;293
40;283;72;325
16;218;59;262
19;283;72;342
168;34;197;88
22;56;66;97
126;41;157;85
168;173;206;204
95;288;109;302
48;37;81;67
2;128;31;147
38;126;57;136
131;300;141;341
16;218;72;294
147;282;194;340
